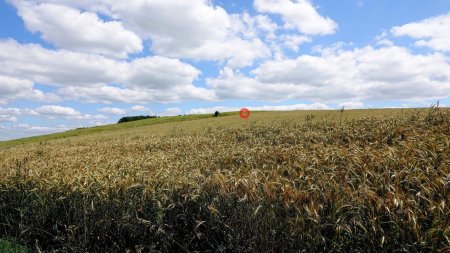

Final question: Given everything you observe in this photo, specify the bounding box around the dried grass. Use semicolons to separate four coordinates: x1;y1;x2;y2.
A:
0;108;448;252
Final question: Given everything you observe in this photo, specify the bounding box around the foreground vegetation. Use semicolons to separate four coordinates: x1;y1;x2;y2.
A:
0;238;28;253
0;108;448;252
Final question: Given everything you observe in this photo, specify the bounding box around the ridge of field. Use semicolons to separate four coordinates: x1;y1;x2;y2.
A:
1;109;411;148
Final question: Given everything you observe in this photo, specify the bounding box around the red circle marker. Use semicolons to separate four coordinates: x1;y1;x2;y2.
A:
240;108;250;119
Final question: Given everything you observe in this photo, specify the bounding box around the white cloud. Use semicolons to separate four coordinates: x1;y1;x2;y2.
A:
0;115;17;122
254;103;330;111
0;39;127;86
127;56;200;89
0;75;57;104
35;105;107;120
187;103;329;114
124;56;216;102
0;76;33;97
21;0;272;67
376;39;394;47
130;105;148;111
113;0;271;67
254;0;338;35
0;107;21;115
254;14;278;37
12;2;143;58
0;106;107;122
76;114;108;120
7;0;109;12
208;67;281;101
98;107;126;115
57;83;215;104
56;85;148;104
281;34;311;52
129;105;155;115
391;12;450;52
209;45;450;102
164;107;182;116
35;105;81;117
231;12;278;40
337;101;365;109
0;40;215;104
0;107;39;118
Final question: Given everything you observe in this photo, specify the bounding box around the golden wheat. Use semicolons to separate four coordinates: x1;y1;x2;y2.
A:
0;108;448;252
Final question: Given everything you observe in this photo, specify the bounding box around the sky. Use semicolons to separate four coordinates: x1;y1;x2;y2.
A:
0;0;449;140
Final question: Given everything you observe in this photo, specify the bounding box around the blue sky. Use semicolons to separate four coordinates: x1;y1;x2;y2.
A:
0;0;449;140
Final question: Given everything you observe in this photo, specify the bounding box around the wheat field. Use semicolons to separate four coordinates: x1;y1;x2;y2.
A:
0;108;449;252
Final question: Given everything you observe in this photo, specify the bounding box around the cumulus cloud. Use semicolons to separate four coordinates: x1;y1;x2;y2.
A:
110;0;271;67
57;83;215;104
253;103;330;111
0;115;17;122
129;105;155;115
98;107;126;115
0;107;21;115
35;105;81;117
0;107;39;121
209;45;450;102
251;14;279;38
35;105;107;120
281;34;311;52
229;12;278;45
164;107;182;116
1;105;107;122
208;67;310;101
391;12;450;52
0;76;33;98
254;0;337;35
130;105;149;111
337;101;365;109
12;0;272;67
127;56;200;89
376;39;394;47
0;75;58;104
12;1;143;58
0;40;215;104
0;107;38;116
0;39;127;86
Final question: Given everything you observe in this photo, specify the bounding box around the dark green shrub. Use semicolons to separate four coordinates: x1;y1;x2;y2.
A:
118;116;157;124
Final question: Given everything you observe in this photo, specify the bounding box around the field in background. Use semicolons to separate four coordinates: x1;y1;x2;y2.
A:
0;108;448;252
0;112;237;148
1;109;408;148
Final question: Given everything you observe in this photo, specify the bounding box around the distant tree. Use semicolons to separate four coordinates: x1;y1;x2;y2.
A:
118;115;156;124
214;111;220;117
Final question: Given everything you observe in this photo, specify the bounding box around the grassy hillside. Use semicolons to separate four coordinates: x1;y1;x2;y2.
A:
0;112;237;148
1;109;409;148
0;108;448;252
